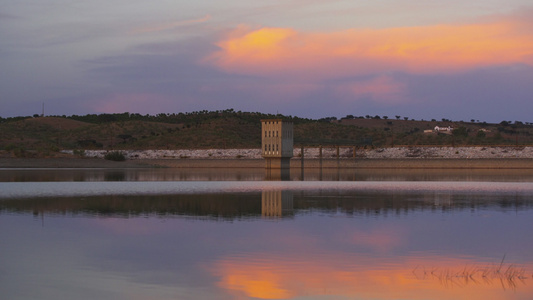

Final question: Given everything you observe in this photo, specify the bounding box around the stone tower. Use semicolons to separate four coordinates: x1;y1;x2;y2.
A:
261;119;293;169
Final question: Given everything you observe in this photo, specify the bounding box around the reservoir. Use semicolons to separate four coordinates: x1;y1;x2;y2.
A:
1;168;532;300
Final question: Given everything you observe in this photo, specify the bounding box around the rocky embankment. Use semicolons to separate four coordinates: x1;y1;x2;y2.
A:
63;146;533;160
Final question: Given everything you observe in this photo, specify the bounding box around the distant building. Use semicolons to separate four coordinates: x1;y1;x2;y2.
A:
261;119;293;169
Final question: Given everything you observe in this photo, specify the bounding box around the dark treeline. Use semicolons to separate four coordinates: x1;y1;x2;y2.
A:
2;109;531;126
1;192;531;221
0;109;315;125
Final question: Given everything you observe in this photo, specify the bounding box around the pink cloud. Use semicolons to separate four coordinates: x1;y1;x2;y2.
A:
335;76;408;104
130;15;211;35
201;81;323;101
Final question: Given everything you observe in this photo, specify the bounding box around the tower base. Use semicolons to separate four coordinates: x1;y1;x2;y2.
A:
264;157;291;169
265;168;290;181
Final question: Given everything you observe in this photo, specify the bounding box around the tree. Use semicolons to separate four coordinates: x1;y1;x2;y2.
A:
500;121;509;126
395;115;401;120
97;113;117;123
453;126;468;137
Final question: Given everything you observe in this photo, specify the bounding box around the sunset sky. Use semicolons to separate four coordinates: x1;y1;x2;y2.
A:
2;0;533;122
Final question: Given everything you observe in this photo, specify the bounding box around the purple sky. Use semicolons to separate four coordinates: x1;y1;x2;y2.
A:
1;1;533;123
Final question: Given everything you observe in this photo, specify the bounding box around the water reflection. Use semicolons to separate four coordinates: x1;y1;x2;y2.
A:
0;168;266;182
264;168;291;181
1;190;532;219
261;190;293;218
411;262;530;290
213;254;533;299
2;168;533;182
1;187;533;300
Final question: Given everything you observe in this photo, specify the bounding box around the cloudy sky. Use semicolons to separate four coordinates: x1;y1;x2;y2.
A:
1;0;533;122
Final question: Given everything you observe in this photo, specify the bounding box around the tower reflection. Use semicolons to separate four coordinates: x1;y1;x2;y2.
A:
261;190;294;218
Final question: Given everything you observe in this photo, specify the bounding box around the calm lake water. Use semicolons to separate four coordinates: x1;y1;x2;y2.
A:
1;168;533;300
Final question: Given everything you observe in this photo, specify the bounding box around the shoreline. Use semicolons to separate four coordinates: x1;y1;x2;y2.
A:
1;146;532;169
1;156;533;169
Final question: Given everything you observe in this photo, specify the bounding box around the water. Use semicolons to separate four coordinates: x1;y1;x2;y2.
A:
1;168;532;300
2;168;533;182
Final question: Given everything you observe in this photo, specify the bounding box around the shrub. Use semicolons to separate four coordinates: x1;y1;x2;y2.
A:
452;126;468;137
4;144;18;152
36;145;59;157
104;151;126;161
73;149;85;157
13;147;26;158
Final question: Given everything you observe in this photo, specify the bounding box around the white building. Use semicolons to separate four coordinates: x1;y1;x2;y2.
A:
434;126;454;133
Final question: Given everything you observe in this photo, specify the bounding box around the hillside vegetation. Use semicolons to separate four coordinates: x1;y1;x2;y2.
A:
1;110;533;157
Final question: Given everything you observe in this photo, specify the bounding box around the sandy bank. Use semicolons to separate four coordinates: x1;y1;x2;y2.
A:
61;146;533;160
1;146;532;169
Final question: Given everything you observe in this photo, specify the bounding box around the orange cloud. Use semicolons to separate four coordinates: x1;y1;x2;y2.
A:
219;27;297;63
207;17;533;79
212;254;533;299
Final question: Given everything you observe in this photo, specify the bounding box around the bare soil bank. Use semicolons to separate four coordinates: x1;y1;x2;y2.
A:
2;157;533;169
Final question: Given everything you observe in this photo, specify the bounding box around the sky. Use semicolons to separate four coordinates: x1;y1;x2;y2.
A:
1;0;533;122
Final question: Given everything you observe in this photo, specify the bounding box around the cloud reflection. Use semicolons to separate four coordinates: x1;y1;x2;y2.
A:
213;254;533;299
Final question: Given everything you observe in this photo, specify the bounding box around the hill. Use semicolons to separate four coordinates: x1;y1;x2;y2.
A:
1;110;533;157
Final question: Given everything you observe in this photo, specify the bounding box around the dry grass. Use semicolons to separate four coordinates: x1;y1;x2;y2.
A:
3;114;533;152
412;257;532;290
